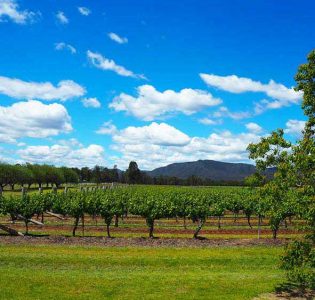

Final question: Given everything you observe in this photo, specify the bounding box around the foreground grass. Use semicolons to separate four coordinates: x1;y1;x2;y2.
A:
0;244;283;300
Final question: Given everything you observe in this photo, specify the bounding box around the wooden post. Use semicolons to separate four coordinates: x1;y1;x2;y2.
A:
0;224;24;236
64;186;68;194
258;215;261;239
21;187;26;196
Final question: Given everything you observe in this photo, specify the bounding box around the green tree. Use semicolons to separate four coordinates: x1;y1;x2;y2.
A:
61;167;79;184
248;49;315;292
126;161;142;184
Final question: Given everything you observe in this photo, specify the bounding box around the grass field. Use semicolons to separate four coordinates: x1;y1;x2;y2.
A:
0;244;284;300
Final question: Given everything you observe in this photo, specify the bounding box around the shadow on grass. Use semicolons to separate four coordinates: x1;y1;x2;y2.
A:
275;283;315;300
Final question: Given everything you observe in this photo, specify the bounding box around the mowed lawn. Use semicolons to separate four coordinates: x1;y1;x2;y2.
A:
0;244;283;300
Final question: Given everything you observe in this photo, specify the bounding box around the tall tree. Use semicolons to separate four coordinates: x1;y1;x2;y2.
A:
125;161;142;184
248;50;315;292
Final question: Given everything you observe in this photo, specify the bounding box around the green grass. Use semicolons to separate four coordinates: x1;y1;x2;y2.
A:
0;244;284;299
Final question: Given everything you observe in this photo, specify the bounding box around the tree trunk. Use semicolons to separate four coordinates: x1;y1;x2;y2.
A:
25;221;29;235
72;216;80;237
82;215;85;237
10;214;16;224
193;218;205;239
272;228;278;239
10;184;14;191
218;216;221;229
257;215;261;239
234;213;238;223
149;220;154;238
114;215;119;227
106;223;111;238
41;213;44;224
183;216;187;229
247;215;252;228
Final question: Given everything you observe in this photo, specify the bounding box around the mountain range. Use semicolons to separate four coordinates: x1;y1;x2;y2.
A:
147;160;273;182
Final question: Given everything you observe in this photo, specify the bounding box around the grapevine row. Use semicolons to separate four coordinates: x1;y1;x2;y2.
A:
0;185;301;239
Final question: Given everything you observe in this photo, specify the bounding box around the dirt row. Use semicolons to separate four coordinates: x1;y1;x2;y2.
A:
2;223;300;235
0;235;288;247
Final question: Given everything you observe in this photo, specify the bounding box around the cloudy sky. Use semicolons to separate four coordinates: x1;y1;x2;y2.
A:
0;0;313;170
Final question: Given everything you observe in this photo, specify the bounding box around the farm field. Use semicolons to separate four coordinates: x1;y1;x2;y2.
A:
0;185;305;239
0;185;310;299
0;243;284;300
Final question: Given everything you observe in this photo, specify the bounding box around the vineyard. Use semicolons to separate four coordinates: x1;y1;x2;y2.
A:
0;185;305;240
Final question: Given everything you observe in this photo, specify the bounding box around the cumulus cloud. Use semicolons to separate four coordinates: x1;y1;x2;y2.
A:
246;122;263;134
56;11;68;24
18;144;105;167
0;100;72;143
81;97;101;108
213;106;251;120
108;32;128;44
96;121;118;135
0;0;38;24
284;119;306;137
55;42;76;54
0;75;85;101
78;7;90;16
200;73;302;110
111;122;191;147
87;50;145;79
102;122;261;170
109;85;222;121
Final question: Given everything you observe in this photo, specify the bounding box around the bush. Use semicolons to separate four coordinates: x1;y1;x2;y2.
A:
281;240;315;291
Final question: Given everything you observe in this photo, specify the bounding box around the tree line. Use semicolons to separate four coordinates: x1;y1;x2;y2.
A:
0;163;80;190
0;160;250;192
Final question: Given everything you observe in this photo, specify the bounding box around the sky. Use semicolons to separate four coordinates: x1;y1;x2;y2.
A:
0;0;314;170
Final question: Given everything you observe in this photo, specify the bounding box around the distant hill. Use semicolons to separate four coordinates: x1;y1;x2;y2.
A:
147;160;273;182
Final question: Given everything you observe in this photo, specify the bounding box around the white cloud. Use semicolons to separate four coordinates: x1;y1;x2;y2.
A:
246;122;263;134
18;144;105;167
56;11;68;24
81;97;101;108
109;85;222;121
103;122;261;170
78;7;90;16
198;118;222;125
57;138;83;148
0;100;72;143
55;42;76;54
0;75;85;101
96;121;118;135
108;32;128;44
284;119;306;137
87;50;145;79
200;73;302;110
111;122;191;147
213;106;251;120
0;0;38;24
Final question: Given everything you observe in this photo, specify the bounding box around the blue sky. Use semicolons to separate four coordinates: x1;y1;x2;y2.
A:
0;0;314;170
